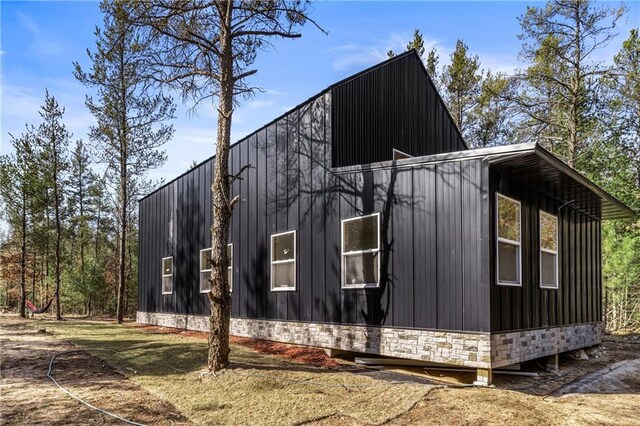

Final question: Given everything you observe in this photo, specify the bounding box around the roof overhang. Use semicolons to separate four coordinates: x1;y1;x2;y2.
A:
332;142;634;220
487;143;634;220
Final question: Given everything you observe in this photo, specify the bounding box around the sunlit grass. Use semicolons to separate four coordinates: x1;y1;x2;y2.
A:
40;319;429;425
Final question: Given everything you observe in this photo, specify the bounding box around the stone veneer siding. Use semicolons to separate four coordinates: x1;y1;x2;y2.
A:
490;322;604;368
136;312;603;369
137;312;491;368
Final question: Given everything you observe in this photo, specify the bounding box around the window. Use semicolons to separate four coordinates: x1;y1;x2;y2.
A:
496;194;521;286
393;149;412;160
199;245;233;293
342;213;380;289
540;211;559;289
271;231;296;291
162;257;173;294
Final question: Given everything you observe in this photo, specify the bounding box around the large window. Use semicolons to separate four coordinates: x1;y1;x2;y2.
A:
496;194;521;286
342;213;380;289
200;245;233;293
540;211;559;289
162;257;173;294
271;231;296;291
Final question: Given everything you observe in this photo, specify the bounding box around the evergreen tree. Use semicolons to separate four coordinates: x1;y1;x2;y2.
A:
516;0;625;167
74;0;175;323
33;91;70;320
67;140;99;312
406;29;425;59
128;0;322;372
442;39;482;139
0;133;38;317
471;71;514;148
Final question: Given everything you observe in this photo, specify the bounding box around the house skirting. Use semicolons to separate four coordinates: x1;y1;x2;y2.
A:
490;322;604;368
136;312;602;369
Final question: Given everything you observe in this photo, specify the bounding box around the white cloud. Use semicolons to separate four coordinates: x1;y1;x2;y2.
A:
329;32;442;72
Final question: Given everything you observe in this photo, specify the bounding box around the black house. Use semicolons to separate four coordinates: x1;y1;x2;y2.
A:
137;51;634;385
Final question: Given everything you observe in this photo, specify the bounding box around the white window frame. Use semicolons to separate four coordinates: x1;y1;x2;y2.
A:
162;256;173;295
496;193;522;287
341;212;381;289
270;230;296;292
539;210;559;290
200;245;233;293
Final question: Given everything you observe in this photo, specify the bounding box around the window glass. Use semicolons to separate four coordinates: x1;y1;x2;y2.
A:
162;257;173;294
540;213;558;251
498;242;520;284
272;263;295;289
344;252;379;286
201;249;212;272
163;257;173;276
271;232;295;290
344;215;379;252
342;214;380;288
541;251;557;287
272;232;295;262
497;195;520;242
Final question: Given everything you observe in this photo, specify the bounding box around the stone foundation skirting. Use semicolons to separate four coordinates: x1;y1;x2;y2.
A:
136;312;603;369
490;322;604;368
137;311;492;368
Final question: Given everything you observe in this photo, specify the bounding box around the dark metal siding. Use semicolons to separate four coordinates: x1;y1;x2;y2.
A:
138;91;491;332
331;52;466;168
489;169;602;332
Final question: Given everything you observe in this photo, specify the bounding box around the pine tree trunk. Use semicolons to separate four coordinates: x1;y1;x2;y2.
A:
208;2;233;372
116;164;127;323
19;191;27;318
116;34;128;324
54;185;62;320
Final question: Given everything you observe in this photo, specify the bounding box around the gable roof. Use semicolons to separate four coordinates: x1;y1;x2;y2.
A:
140;50;463;202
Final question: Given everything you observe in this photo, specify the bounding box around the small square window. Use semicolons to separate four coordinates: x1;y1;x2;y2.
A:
271;231;296;291
342;213;380;289
162;257;173;294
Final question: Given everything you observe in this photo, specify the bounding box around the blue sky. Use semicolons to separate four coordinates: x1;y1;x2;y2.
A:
1;1;638;184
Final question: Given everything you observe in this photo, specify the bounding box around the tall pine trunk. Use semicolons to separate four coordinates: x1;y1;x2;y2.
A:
19;191;27;318
208;3;233;372
116;157;128;323
54;175;62;321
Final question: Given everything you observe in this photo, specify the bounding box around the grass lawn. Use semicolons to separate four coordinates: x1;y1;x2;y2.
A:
40;319;429;425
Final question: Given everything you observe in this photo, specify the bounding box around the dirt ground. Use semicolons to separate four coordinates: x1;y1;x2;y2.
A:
0;317;189;425
2;315;640;425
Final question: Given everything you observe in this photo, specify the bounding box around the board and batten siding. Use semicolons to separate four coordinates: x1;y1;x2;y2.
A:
489;169;602;332
138;91;493;332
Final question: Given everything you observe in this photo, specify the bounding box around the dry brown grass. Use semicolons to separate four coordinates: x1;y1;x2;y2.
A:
33;317;430;425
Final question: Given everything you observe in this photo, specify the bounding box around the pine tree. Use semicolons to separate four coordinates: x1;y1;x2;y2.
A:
67;140;99;312
74;0;175;323
128;0;322;372
471;71;514;148
0;133;38;317
442;39;482;139
516;0;625;167
33;91;70;320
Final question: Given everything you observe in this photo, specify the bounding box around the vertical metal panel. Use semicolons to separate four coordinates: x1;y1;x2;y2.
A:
412;166;438;329
331;52;466;168
310;95;328;324
489;169;602;332
298;103;313;322
436;161;464;330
